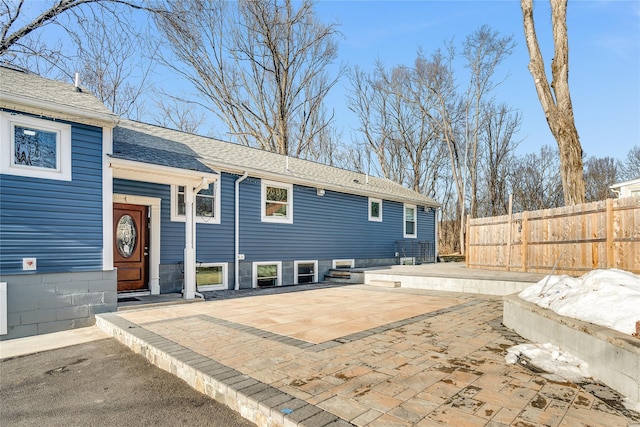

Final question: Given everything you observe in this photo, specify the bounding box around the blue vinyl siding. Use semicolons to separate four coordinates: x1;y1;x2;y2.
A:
238;178;435;261
115;172;435;269
0;118;104;274
113;175;235;265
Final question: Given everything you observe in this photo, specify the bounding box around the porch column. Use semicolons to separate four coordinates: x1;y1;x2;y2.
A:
183;186;196;299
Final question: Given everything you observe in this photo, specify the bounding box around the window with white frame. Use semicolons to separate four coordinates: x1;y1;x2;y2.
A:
332;259;354;269
253;261;282;287
171;181;221;224
368;197;382;222
261;180;293;223
196;262;227;290
294;260;318;284
0;112;71;181
404;204;417;238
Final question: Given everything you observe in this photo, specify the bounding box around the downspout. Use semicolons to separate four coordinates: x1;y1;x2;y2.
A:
235;172;248;290
434;207;439;262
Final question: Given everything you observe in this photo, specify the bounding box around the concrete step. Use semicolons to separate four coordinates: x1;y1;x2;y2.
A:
323;269;364;284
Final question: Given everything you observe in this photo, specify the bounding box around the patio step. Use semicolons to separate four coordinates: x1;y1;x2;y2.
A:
369;279;401;288
323;269;364;284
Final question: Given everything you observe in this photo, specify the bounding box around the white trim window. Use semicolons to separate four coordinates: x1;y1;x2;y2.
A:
253;261;282;288
368;197;382;222
404;204;417;238
196;262;228;291
0;112;71;181
332;259;354;269
171;181;221;224
294;260;318;284
261;180;293;224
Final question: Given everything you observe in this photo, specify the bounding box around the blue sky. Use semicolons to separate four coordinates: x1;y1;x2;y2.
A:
312;0;640;160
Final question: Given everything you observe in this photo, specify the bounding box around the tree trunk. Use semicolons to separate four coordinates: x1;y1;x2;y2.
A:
521;0;585;205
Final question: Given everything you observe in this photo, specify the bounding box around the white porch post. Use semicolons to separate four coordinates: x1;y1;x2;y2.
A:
183;186;196;299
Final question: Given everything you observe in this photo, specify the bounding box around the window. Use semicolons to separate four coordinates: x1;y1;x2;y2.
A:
0;112;71;181
332;259;354;269
171;181;221;224
294;260;318;284
253;261;282;288
196;262;227;291
261;180;293;223
404;204;417;238
368;197;382;222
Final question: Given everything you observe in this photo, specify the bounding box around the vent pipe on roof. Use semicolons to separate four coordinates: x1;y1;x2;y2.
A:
286;156;290;172
74;72;82;92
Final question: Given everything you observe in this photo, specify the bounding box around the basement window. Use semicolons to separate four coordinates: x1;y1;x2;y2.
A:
294;260;318;284
253;261;282;288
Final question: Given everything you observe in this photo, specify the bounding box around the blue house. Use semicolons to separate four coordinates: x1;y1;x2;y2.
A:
0;66;439;340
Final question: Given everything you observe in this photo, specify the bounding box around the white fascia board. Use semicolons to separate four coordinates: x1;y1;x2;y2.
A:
203;159;440;208
109;157;219;186
1;94;118;128
610;177;640;190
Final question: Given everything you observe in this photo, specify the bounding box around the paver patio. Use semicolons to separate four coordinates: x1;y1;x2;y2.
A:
98;285;639;426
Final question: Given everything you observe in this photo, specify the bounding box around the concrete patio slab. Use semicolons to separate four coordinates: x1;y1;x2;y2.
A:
364;263;546;295
97;285;639;426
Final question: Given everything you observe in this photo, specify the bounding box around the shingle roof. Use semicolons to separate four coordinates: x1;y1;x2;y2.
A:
113;119;439;207
0;65;117;126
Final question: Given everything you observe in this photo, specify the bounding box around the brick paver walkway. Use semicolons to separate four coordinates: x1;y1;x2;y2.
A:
99;286;639;426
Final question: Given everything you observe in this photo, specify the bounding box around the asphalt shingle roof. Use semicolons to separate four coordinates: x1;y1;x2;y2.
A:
0;65;117;126
113;119;439;207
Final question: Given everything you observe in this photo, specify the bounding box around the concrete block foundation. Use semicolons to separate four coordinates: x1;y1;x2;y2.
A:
0;270;117;340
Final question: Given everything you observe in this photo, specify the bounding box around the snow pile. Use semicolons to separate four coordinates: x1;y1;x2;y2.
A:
505;343;590;382
518;269;640;335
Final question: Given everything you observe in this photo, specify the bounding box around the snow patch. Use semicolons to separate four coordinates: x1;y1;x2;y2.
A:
505;342;590;383
518;269;640;335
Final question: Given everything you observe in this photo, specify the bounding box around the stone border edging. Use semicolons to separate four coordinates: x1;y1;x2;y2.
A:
95;313;354;427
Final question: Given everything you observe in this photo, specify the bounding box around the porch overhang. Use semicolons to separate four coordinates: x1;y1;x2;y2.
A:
109;157;219;186
109;157;219;301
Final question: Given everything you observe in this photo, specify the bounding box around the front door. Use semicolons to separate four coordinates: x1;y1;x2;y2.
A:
113;203;149;292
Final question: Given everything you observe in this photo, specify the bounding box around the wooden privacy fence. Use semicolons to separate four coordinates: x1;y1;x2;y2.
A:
466;197;640;275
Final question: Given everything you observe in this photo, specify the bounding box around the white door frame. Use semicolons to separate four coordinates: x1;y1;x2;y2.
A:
113;194;161;295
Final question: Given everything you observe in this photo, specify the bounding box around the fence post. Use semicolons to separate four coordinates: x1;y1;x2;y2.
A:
506;194;513;271
606;198;614;268
466;214;471;268
521;211;529;272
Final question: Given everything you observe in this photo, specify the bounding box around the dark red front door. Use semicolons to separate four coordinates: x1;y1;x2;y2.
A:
113;203;149;292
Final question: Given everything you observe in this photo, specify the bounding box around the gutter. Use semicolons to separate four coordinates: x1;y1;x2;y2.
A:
235;172;249;290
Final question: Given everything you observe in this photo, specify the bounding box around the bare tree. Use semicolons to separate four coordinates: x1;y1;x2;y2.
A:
509;145;563;212
584;156;617;201
462;25;515;219
154;0;342;158
521;0;586;205
151;96;205;134
478;103;521;217
71;7;157;119
1;0;158;64
618;145;640;181
2;1;162;119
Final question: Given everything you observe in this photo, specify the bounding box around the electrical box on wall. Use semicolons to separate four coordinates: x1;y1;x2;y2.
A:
22;258;36;271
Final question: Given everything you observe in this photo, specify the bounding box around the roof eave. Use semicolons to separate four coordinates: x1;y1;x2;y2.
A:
1;93;118;128
202;159;440;208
